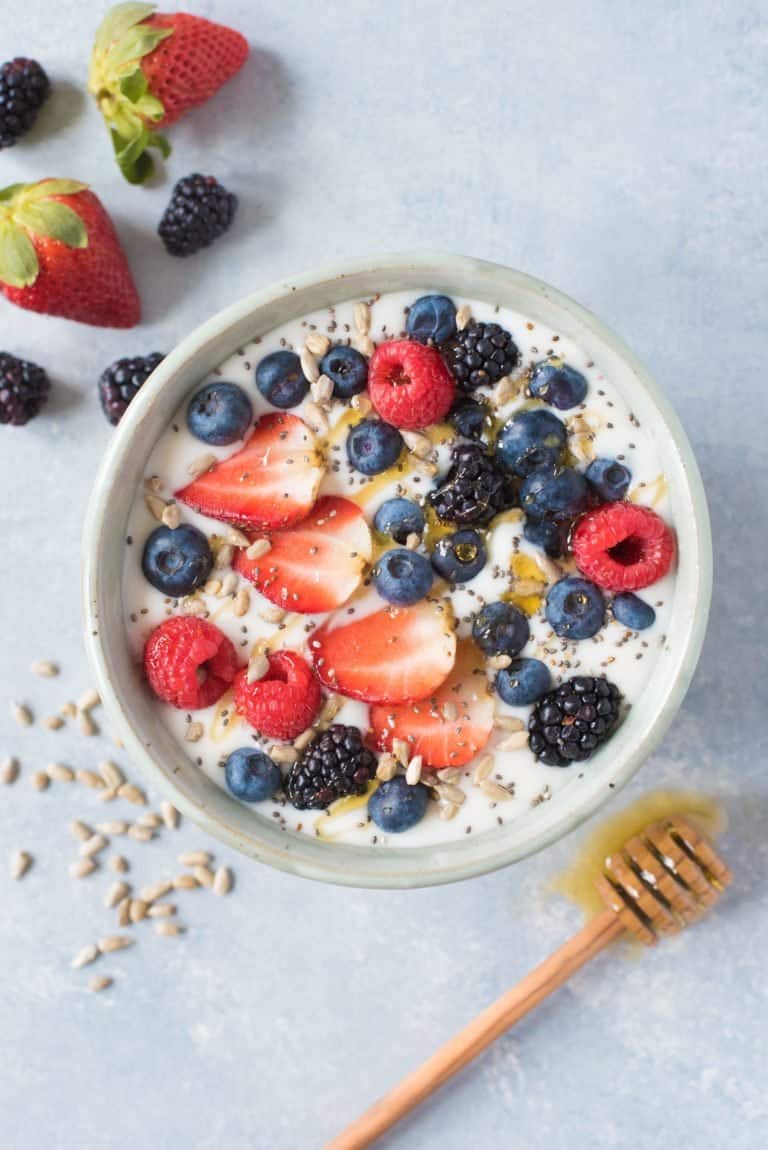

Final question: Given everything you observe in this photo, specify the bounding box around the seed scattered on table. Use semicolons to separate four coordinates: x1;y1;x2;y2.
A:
11;702;33;727
213;866;232;896
70;820;93;841
160;800;180;830
72;943;100;969
97;820;128;836
47;762;74;783
128;825;154;843
192;865;214;889
30;660;59;677
89;975;113;993
155;921;185;937
178;850;211;867
80;834;108;859
77;688;101;713
129;899;149;923
1;756;20;785
105;881;131;909
140;879;173;903
148;902;177;918
31;770;50;792
9;850;33;880
173;873;199;891
43;714;64;731
98;934;134;954
76;768;105;790
108;854;129;874
117;783;147;806
70;857;98;879
98;760;124;789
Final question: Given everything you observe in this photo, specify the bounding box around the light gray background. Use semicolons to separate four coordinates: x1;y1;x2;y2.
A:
1;2;766;1148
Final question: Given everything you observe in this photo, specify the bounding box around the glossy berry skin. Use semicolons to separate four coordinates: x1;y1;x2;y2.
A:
374;497;425;544
431;530;486;584
586;457;632;502
224;747;282;802
520;466;590;521
284;724;377;810
428;443;516;526
442;321;520;391
523;517;570;559
495;658;552;706
572;503;675;592
545;576;605;640
0;352;50;425
141;524;212;597
143;617;239;710
0;58;50;149
369;776;429;833
449;398;491;440
233;651;322;742
158;174;237;256
472;602;529;657
368;340;455;429
529;361;588;410
528;676;621;766
373;548;433;606
406;294;457;345
612;592;656;630
98;353;164;425
255;350;309;409
187;381;252;444
346;418;403;475
496;409;567;477
319;344;368;398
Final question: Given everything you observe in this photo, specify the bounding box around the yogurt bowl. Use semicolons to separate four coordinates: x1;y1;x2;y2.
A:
83;253;711;888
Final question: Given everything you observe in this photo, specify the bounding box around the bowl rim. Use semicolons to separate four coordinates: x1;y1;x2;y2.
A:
83;251;712;888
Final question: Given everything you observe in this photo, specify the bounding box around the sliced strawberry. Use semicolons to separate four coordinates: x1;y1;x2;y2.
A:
234;496;372;614
175;412;324;531
370;642;494;769
310;598;456;703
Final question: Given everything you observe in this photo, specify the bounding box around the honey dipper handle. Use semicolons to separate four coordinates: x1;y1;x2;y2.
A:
326;908;623;1150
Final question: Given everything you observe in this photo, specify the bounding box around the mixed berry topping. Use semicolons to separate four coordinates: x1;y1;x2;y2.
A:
572;502;675;592
368;339;455;429
225;748;282;803
346;417;403;476
369;776;429;833
528;676;622;766
143;617;239;710
406;294;457;345
187;381;253;445
428;442;515;526
233;651;322;742
442;320;519;391
141;524;212;597
284;725;377;810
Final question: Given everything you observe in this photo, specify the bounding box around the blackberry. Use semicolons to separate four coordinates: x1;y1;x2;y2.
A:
428;443;516;526
284;724;377;810
0;352;51;426
98;353;165;425
442;321;520;392
528;676;621;767
158;174;237;257
0;58;50;149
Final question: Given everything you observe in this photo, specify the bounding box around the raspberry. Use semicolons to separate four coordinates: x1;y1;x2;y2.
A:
572;502;675;592
144;617;240;710
368;340;455;429
233;651;322;741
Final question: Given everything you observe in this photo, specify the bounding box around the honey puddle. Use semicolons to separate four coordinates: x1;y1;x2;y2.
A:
553;789;726;919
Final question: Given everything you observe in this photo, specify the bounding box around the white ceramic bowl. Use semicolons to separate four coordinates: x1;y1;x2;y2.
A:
83;253;711;888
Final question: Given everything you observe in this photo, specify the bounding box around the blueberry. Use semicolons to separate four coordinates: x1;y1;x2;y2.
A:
141;525;212;597
613;592;656;630
529;361;588;410
346;418;403;476
374;497;425;544
496;409;567;476
368;775;428;833
225;748;282;802
255;350;308;409
431;529;486;583
472;602;529;657
187;381;253;445
319;344;368;399
449;398;491;440
406;294;457;345
374;548;433;605
495;658;551;705
523;517;570;558
545;576;605;639
586;457;632;502
520;466;589;520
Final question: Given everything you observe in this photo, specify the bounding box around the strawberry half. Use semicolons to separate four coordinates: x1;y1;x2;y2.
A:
310;598;457;704
370;642;494;769
234;496;372;614
0;179;140;328
175;412;324;531
89;3;248;183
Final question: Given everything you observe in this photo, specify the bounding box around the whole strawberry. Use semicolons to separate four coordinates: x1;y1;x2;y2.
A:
88;2;248;184
0;179;140;328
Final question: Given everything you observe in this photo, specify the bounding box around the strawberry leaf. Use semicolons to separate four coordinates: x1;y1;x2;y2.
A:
118;67;148;103
13;202;88;249
0;184;27;202
23;179;89;201
93;3;157;56
105;23;173;71
0;221;39;289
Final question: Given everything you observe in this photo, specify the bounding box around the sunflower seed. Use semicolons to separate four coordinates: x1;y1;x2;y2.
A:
434;782;465;806
318;694;342;726
480;780;514;802
12;702;32;727
89;975;113;992
471;755;494;784
354;333;375;357
405;532;421;550
117;897;131;926
155;921;185;937
9;850;32;880
402;430;432;459
137;812;162;830
80;834;108;858
161;800;180;830
354;302;371;334
148;902;177;918
31;770;49;791
47;762;74;783
1;756;20;784
300;347;320;384
513;579;545;598
60;701;77;719
494;715;525;732
77;688;101;713
214;543;234;569
72;944;100;969
304;401;329;434
97;820;128;836
226;527;251;549
438;800;459;821
79;712;98;737
129;899;149;923
173;873;199;891
437;767;462;783
220;571;238;596
414;459;438;478
43;715;64;730
350;393;372;415
117;783;147;806
75;769;104;789
392;738;410;766
128;825;153;843
98;760;125;789
161;502;181;529
105;881;130;909
232;587;250;617
405;755;423;785
311;374;334;404
192;865;214;888
98;935;134;954
455;305;472;331
178;850;212;867
376;753;398;782
492;374;522;407
269;744;297;764
213;866;232;896
108;855;129;874
486;654;512;670
145;474;162;493
30;659;59;677
144;492;167;521
293;728;315;752
497;730;529;751
204;577;223;595
98;786;118;803
184;722;204;743
305;331;331;357
70;820;93;841
140;879;173;903
245;538;271;561
70;858;98;879
181;595;206;617
187;453;217;479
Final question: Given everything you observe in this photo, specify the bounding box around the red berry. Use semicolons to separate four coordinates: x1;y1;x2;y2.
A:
144;617;240;710
233;651;322;741
368;340;455;429
572;502;676;591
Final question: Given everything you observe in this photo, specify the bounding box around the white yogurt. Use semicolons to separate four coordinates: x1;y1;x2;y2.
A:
122;290;676;848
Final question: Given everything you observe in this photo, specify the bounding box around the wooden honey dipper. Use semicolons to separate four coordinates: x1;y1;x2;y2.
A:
327;814;731;1150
